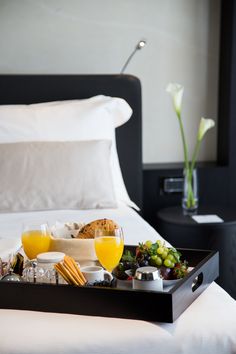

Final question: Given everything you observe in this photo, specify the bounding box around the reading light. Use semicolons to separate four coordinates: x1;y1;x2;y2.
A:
120;39;147;74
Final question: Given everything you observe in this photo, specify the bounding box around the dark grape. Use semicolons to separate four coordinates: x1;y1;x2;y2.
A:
144;254;151;262
139;259;149;267
130;262;140;276
93;280;111;287
160;266;174;280
113;263;128;280
122;261;132;270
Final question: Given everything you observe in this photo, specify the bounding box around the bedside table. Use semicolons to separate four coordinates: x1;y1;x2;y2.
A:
156;205;236;299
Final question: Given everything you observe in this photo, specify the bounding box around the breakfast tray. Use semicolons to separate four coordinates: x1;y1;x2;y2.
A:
0;247;219;323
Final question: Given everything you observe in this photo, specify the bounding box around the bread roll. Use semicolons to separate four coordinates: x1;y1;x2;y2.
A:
76;218;119;239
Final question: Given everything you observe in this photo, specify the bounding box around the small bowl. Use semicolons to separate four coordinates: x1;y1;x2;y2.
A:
163;267;194;287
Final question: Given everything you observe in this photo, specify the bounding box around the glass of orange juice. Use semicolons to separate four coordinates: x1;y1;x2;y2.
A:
21;223;51;260
94;227;124;273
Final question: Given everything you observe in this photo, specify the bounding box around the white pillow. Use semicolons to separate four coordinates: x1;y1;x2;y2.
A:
0;95;138;210
0;140;117;212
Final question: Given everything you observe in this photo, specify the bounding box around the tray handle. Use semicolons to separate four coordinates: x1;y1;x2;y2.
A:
191;272;203;292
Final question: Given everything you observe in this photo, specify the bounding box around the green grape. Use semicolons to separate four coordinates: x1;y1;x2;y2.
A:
161;251;168;259
150;255;158;265
145;240;153;249
157;240;162;247
150;255;162;266
169;261;175;268
156;256;162;266
164;259;172;267
167;254;175;262
157;247;164;255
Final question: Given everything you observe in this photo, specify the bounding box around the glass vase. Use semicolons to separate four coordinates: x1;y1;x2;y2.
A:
182;168;198;215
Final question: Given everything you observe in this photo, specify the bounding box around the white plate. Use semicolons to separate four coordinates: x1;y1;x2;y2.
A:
163;267;194;287
125;269;133;277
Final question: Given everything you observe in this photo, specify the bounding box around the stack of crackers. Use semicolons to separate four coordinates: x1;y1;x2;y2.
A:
54;255;86;286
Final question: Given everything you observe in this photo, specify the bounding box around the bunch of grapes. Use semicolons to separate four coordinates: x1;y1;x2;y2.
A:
138;240;188;279
114;240;188;280
142;240;181;269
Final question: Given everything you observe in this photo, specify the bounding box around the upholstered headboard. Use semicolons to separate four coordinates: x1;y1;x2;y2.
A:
0;74;142;208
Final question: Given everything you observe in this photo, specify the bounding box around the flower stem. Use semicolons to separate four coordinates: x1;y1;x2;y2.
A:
177;111;189;170
184;167;196;209
183;139;201;210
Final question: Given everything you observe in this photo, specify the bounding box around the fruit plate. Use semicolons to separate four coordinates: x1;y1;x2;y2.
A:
162;267;194;287
0;247;219;323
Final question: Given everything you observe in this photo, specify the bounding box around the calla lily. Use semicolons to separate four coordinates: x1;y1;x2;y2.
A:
166;83;215;211
197;117;215;141
166;83;184;115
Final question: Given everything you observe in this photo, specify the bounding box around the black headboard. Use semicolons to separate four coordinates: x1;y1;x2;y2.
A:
0;74;142;209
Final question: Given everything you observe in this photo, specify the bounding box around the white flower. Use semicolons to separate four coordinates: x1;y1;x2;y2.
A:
166;83;184;115
197;117;215;141
166;83;215;210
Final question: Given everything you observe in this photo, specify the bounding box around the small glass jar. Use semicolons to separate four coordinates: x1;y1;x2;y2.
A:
22;252;65;284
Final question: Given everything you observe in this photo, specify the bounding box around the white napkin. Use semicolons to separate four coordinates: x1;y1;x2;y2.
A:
51;221;85;239
0;238;21;261
192;215;224;223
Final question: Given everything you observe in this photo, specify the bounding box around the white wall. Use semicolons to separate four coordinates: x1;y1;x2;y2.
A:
0;0;220;163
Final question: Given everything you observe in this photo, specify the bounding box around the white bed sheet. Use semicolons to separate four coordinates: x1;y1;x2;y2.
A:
0;205;236;354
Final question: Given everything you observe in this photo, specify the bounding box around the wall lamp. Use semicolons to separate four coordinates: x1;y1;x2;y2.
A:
120;39;147;74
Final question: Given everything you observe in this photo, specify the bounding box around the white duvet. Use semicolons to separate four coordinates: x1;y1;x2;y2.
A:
0;205;236;354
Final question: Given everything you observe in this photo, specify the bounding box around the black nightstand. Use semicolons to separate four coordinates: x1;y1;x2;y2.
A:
156;206;236;299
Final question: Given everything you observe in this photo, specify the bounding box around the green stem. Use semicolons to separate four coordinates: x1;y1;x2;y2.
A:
184;167;196;209
187;169;194;207
177;111;189;171
176;111;198;210
184;139;201;209
190;139;201;173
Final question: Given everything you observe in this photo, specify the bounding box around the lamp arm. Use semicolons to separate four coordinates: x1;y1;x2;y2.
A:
120;48;138;74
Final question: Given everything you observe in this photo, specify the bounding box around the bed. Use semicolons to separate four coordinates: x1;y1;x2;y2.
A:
0;74;236;354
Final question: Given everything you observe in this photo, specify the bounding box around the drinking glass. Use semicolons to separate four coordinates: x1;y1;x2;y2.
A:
94;227;124;272
21;223;51;260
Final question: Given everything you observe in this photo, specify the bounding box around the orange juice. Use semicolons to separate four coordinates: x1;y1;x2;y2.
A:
21;230;51;260
94;236;124;272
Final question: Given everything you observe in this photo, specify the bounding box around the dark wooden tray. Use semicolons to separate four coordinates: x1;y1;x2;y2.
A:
0;247;219;323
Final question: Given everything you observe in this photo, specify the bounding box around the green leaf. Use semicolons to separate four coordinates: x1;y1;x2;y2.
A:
121;250;135;262
149;242;158;255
